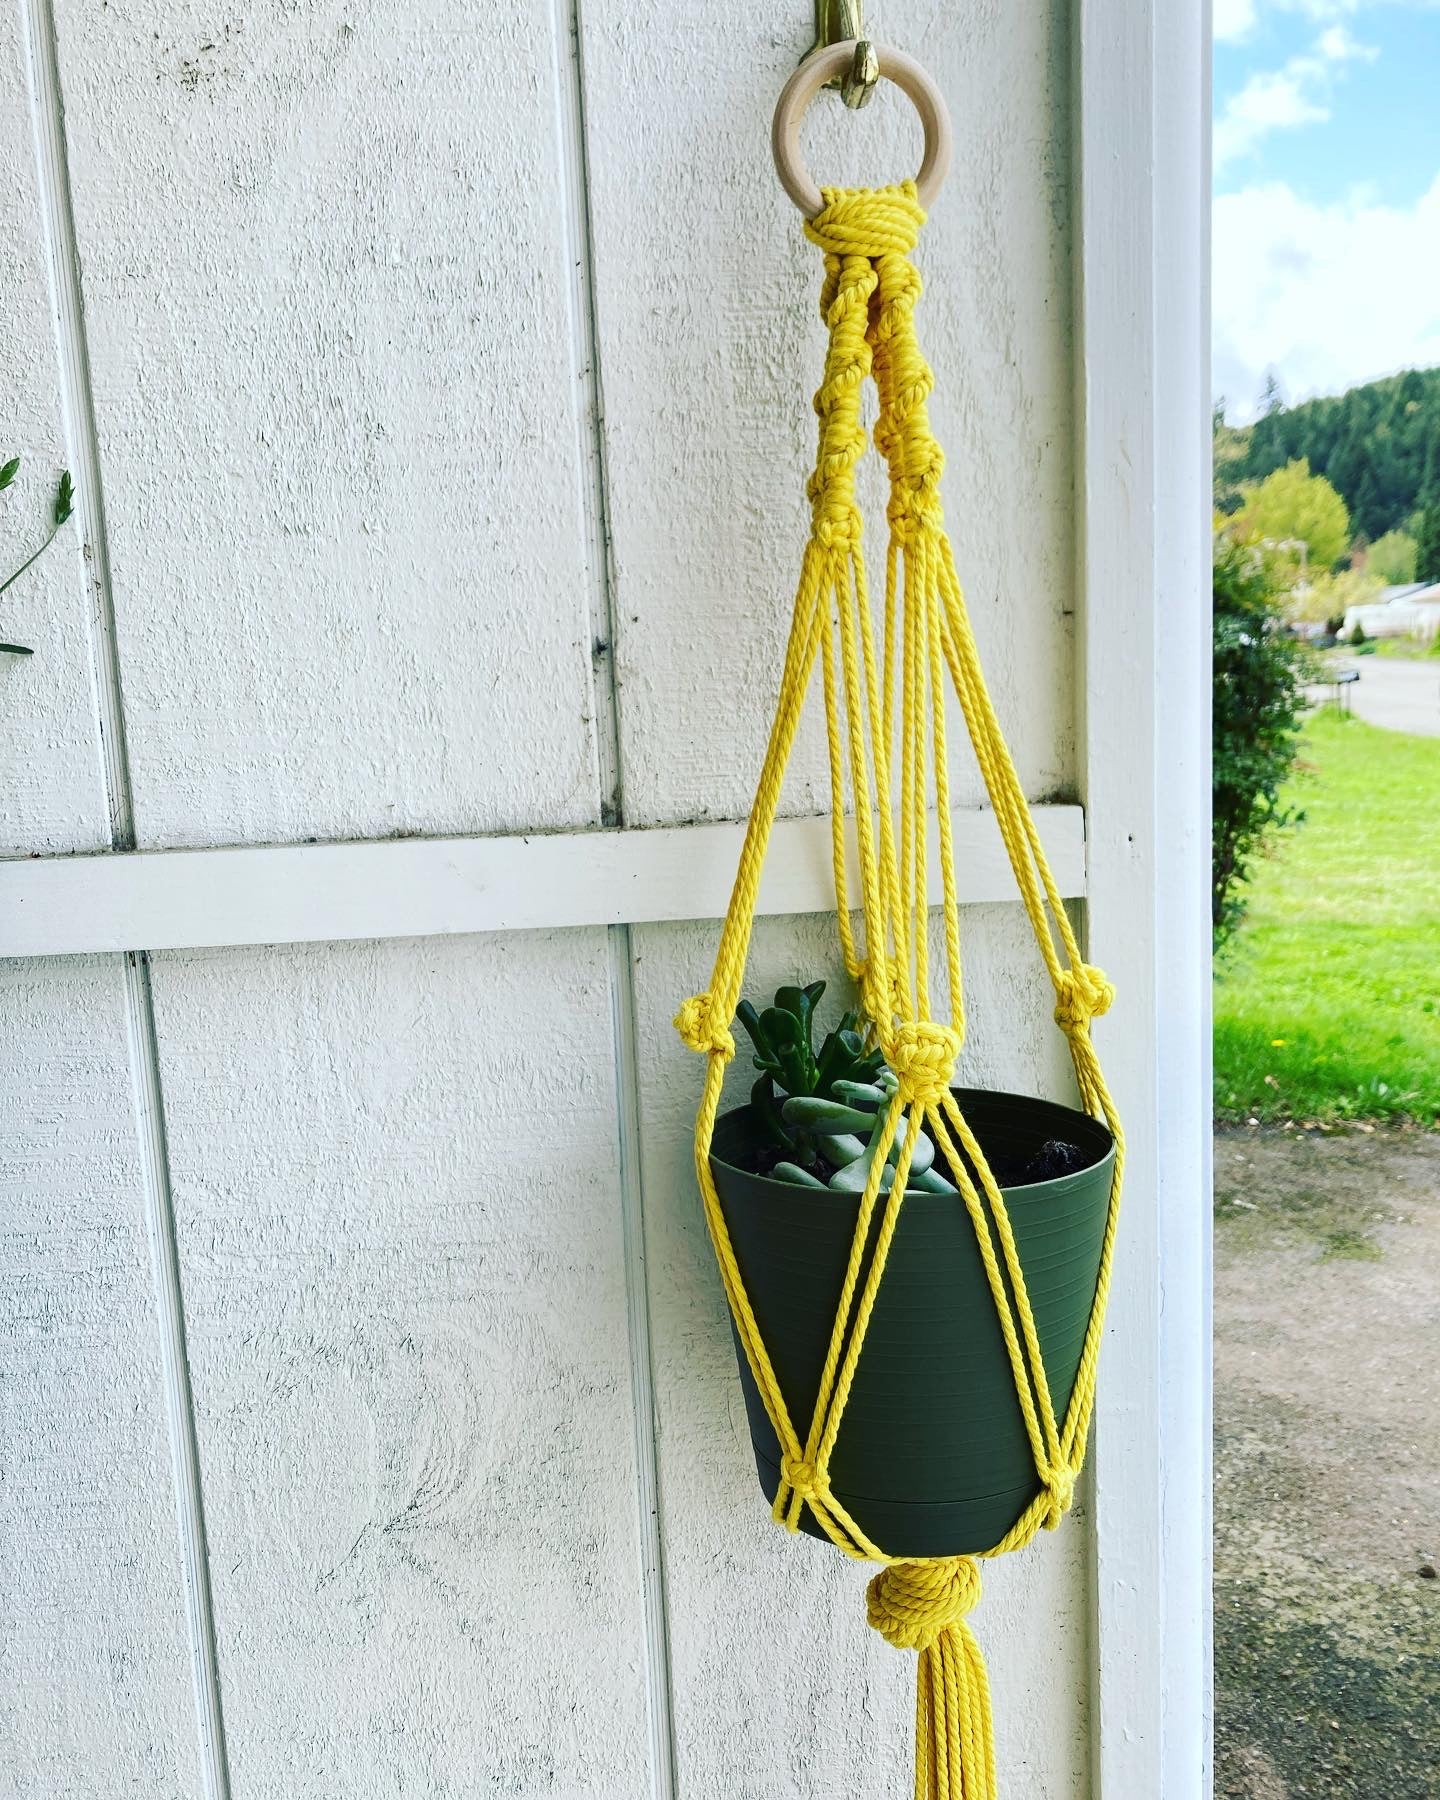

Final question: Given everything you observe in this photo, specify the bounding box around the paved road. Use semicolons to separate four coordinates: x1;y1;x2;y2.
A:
1322;656;1440;736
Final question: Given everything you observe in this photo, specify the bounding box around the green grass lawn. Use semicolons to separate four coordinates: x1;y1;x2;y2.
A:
1214;708;1440;1123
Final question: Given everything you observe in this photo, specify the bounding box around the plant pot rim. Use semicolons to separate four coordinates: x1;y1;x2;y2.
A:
709;1083;1115;1201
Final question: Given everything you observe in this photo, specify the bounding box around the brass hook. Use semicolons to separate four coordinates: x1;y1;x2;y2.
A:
807;0;880;110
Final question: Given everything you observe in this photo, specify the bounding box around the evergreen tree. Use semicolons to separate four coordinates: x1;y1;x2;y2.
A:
1420;427;1440;508
1417;502;1440;586
1351;468;1384;545
1228;368;1440;541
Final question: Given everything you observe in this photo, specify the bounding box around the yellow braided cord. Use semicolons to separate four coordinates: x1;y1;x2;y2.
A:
673;183;1125;1799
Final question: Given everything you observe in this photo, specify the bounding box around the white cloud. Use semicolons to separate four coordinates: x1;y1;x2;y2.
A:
1231;0;1440;24
1213;27;1377;169
1313;22;1379;57
1215;0;1259;41
1213;174;1440;418
1215;66;1328;168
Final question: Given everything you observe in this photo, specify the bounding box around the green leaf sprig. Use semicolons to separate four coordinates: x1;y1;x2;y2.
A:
2;458;75;655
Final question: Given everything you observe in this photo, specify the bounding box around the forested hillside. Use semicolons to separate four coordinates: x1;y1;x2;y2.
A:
1217;368;1440;542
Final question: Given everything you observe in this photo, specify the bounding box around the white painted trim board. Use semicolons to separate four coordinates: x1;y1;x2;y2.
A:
0;804;1086;956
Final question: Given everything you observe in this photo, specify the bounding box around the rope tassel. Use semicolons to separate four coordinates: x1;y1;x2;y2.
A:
868;1559;996;1800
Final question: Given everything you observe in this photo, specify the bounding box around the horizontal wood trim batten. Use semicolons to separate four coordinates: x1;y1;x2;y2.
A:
0;805;1085;957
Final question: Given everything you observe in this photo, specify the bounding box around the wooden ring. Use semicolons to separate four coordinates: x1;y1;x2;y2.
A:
771;41;953;219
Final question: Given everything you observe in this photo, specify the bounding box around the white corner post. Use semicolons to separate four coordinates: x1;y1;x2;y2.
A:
1077;0;1213;1795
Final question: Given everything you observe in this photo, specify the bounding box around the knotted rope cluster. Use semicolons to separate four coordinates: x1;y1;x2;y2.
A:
674;183;1125;1800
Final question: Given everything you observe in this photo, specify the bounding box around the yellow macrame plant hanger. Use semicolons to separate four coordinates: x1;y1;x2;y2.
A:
673;165;1125;1800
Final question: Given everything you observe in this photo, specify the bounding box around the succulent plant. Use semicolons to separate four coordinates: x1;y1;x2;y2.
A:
736;982;956;1195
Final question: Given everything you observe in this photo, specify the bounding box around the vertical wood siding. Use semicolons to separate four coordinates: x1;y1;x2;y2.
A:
144;931;652;1798
0;7;109;856
0;958;198;1796
581;0;1075;829
47;0;603;848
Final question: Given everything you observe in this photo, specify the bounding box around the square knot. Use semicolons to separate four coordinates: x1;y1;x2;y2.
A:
780;1456;820;1500
810;493;862;553
884;464;945;546
1053;963;1115;1032
888;1022;961;1107
673;994;735;1062
1041;1465;1077;1530
866;1556;982;1652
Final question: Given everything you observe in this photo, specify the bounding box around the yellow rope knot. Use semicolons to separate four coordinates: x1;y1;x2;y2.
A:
1053;962;1115;1033
866;1556;982;1652
885;471;944;545
804;181;926;260
888;1020;961;1107
1041;1465;1077;1530
673;993;736;1062
811;496;862;553
780;1455;821;1501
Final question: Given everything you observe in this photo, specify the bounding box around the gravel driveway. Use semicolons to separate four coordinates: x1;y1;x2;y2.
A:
1215;1124;1440;1797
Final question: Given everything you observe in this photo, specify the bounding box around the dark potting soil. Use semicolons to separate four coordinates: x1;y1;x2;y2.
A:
741;1130;1090;1190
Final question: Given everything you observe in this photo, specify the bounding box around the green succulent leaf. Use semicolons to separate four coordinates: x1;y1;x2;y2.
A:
53;470;74;527
828;1159;896;1194
815;1132;866;1168
888;1122;935;1174
781;1096;876;1133
773;986;820;1084
750;1075;793;1149
831;1079;887;1111
1;641;34;655
759;1006;801;1049
907;1166;957;1194
0;456;19;492
735;999;772;1058
759;1007;810;1094
773;1160;828;1188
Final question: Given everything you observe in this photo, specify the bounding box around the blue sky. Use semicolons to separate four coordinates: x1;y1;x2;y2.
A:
1214;0;1440;420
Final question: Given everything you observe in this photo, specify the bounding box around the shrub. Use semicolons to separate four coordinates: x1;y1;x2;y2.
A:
1366;528;1418;586
1213;539;1310;951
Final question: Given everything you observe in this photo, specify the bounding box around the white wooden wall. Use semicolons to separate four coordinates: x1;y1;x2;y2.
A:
0;0;1210;1795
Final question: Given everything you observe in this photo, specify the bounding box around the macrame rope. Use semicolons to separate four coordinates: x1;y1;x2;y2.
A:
674;182;1125;1800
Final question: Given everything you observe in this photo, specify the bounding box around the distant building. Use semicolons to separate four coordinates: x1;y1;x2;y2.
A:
1340;582;1440;643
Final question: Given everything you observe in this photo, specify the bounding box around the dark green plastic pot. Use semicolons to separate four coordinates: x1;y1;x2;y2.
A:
710;1087;1115;1559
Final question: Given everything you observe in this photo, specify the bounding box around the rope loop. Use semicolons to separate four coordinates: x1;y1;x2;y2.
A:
887;1019;961;1107
1052;962;1115;1033
866;1556;982;1652
673;993;736;1062
804;181;926;260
